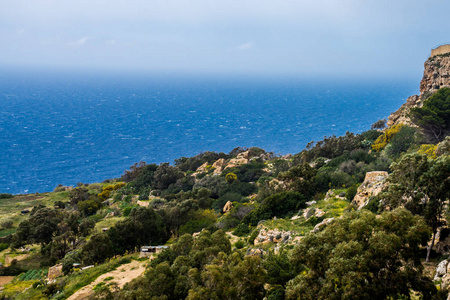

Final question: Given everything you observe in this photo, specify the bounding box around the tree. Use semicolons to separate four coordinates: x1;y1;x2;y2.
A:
410;87;450;143
382;153;450;261
153;163;184;190
286;209;435;300
81;233;114;265
371;119;386;130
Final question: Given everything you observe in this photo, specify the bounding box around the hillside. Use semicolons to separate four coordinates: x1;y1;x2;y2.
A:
1;48;450;299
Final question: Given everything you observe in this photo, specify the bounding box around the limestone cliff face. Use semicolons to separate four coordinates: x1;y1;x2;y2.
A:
387;48;450;127
420;54;450;95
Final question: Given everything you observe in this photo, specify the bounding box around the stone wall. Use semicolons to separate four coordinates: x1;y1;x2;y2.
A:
431;44;450;57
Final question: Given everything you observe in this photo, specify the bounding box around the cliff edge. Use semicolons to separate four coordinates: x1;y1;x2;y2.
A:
388;45;450;127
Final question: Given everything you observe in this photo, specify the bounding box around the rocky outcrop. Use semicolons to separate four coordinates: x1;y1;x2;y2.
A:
387;95;421;127
246;248;265;258
434;260;449;281
351;171;388;210
420;54;450;95
388;46;450;127
302;207;325;219
312;218;334;232
222;201;233;213
254;228;292;245
226;151;250;169
48;263;63;280
212;158;226;174
196;162;209;173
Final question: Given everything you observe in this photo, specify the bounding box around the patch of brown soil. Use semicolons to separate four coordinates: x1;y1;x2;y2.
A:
67;260;146;300
4;254;29;266
0;276;14;286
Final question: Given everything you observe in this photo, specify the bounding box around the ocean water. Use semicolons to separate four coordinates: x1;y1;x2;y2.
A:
0;70;417;194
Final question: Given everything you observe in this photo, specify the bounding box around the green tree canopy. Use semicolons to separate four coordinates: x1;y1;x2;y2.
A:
286;209;435;300
410;87;450;143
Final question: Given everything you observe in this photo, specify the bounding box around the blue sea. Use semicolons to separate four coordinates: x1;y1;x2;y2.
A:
0;70;418;194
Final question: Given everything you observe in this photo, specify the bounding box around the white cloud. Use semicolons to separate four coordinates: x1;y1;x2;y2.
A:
106;39;116;45
16;28;25;35
69;36;90;46
237;42;253;50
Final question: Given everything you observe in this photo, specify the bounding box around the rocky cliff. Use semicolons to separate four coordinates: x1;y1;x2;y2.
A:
387;47;450;127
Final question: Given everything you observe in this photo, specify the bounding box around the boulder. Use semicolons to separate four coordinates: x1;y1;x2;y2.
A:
223;201;233;213
212;158;227;174
48;263;63;280
312;218;334;233
434;260;449;281
254;228;292;245
196;162;209;173
351;171;388;210
246;248;265;258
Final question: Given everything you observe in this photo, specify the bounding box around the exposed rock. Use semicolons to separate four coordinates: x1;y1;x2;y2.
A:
196;162;209;173
312;218;334;233
388;46;450;127
267;178;288;194
306;200;316;206
434;228;450;255
303;208;316;219
434;260;449;281
421;53;450;95
246;248;265;258
387;95;421;127
137;200;150;207
105;211;115;218
48;263;63;280
254;228;292;245
351;171;388;210
302;208;325;219
282;154;293;160
212;158;226;174
223;201;233;213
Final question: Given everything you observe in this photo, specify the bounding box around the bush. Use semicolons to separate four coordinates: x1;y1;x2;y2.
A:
234;240;245;249
372;124;404;151
0;219;13;229
0;243;8;251
418;144;438;159
346;185;358;201
248;228;260;244
233;223;251;237
243;192;308;226
0;194;13;199
385;126;418;157
225;173;238;183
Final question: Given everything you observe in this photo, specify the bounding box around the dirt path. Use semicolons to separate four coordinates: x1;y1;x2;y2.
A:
67;260;146;300
0;276;14;286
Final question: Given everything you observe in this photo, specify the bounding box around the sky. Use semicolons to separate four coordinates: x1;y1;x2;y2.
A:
1;0;450;78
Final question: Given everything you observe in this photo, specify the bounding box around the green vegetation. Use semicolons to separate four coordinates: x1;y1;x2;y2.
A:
2;87;450;299
410;87;450;143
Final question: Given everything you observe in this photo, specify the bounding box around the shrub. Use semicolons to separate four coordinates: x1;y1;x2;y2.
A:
248;228;260;244
225;172;238;183
0;219;13;229
0;243;8;251
346;185;358;201
418;144;438;159
437;136;450;156
386;126;418;157
234;240;245;249
372;124;404;151
0;193;13;199
371;119;386;130
233;223;251;236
